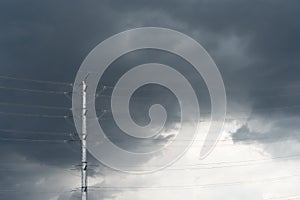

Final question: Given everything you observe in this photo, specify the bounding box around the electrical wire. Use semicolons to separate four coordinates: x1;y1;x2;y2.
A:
0;137;79;143
1;82;300;101
1;82;298;99
163;154;300;170
0;126;298;145
0;74;72;86
0;189;76;194
93;82;300;98
94;134;299;143
0;103;299;122
98;82;300;91
0;128;75;136
0;85;71;94
86;173;300;191
0;101;71;110
73;152;300;171
95;90;300;99
1;74;300;98
264;194;300;200
0;110;71;119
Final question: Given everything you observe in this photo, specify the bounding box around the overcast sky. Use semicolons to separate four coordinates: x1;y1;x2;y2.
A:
0;0;300;199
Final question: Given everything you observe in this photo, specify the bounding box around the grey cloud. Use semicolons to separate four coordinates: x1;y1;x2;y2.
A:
231;115;300;157
0;0;300;199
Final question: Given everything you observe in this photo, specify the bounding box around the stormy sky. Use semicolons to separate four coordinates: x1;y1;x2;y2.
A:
0;0;300;199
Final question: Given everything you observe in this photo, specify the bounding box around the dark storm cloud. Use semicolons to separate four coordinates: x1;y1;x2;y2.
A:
232;117;300;144
0;0;300;199
99;0;300;116
101;0;300;148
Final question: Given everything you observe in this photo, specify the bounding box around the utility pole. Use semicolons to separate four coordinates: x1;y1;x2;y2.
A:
81;80;87;200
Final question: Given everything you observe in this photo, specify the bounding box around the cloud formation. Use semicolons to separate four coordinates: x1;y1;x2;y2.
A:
0;0;300;199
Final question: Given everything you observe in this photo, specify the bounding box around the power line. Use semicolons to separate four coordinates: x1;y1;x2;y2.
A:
0;110;71;119
0;137;79;143
95;90;300;99
0;149;297;172
0;85;71;95
1;101;300;121
0;74;72;86
77;152;300;171
0;188;76;194
0;134;296;148
95;82;300;96
0;101;71;110
1;75;300;98
86;173;300;191
0;150;299;171
0;128;75;136
0;108;224;121
97;134;298;143
0;126;298;145
0;99;206;114
0;103;299;121
75;74;300;91
264;194;300;200
1;82;300;102
165;154;300;170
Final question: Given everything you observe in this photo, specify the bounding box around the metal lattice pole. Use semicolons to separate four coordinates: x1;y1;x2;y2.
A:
81;80;87;200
